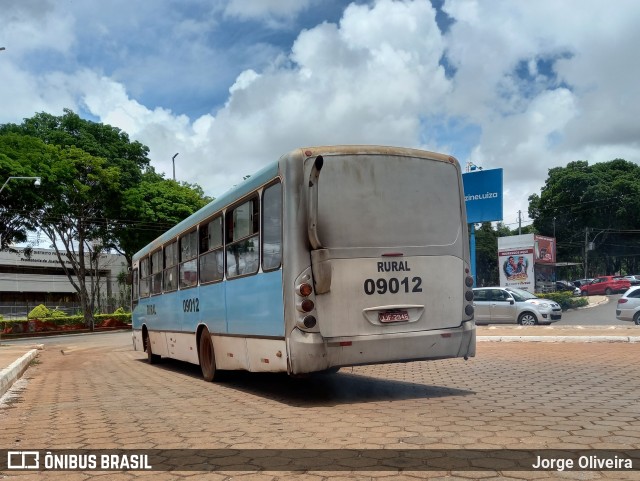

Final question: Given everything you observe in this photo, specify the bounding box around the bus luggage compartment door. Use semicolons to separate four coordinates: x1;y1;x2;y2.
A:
312;255;465;338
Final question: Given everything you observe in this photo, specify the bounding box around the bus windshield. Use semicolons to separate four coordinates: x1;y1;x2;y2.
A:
316;154;462;249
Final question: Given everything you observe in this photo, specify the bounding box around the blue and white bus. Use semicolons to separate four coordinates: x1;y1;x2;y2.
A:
131;145;476;380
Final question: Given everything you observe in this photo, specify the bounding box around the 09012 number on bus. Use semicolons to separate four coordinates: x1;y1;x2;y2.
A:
363;277;423;295
183;298;200;313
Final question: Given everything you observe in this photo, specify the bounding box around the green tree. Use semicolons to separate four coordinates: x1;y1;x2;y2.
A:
529;159;640;276
1;110;210;325
0;133;56;250
115;169;211;265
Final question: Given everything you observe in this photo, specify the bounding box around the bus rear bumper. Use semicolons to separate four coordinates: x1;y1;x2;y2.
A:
288;320;476;374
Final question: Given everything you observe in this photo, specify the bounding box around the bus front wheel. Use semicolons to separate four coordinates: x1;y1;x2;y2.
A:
199;328;218;382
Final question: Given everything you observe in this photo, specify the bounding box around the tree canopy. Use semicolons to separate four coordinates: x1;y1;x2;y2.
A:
528;159;640;276
0;110;210;323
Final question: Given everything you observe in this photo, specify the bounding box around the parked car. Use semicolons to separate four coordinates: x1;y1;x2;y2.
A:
556;280;581;296
615;286;640;325
472;287;562;325
573;278;593;288
622;275;640;286
580;276;631;296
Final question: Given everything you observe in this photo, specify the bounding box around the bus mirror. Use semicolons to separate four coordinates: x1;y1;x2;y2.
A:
125;272;133;285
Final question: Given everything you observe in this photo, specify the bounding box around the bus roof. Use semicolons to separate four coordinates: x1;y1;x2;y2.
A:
133;160;280;259
132;145;459;260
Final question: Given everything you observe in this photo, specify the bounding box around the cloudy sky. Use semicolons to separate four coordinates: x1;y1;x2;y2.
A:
1;0;639;230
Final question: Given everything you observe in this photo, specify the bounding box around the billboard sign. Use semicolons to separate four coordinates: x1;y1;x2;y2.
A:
498;247;534;290
462;168;504;223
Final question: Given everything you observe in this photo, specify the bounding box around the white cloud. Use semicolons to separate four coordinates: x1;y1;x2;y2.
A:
1;0;75;54
2;0;640;231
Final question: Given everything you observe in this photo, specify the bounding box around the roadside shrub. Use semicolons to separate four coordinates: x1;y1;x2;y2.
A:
50;309;67;318
538;292;588;311
94;313;132;325
27;304;51;319
114;307;127;315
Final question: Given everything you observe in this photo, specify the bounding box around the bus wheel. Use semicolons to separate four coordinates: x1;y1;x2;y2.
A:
146;335;161;364
199;328;217;382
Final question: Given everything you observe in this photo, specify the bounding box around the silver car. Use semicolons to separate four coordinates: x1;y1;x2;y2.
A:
473;287;562;325
615;286;640;325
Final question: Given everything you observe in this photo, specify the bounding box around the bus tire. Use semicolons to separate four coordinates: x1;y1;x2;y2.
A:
199;328;218;382
146;335;161;364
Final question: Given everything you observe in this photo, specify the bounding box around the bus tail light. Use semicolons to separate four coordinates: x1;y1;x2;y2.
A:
295;269;319;331
298;299;315;313
303;315;317;328
297;283;313;297
464;268;474;320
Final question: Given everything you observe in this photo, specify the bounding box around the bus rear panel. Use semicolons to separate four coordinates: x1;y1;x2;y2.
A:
285;147;475;374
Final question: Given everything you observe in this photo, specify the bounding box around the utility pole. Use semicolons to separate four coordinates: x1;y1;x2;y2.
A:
518;210;522;235
584;227;589;279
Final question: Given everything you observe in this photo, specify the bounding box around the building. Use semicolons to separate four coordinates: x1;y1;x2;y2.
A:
0;247;128;319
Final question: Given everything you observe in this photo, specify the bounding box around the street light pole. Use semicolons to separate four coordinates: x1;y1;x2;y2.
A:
0;176;41;195
172;153;179;181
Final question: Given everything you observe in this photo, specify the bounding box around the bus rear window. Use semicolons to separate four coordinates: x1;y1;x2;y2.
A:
316;155;462;249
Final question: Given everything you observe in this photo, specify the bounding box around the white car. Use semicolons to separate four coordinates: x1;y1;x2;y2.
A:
473;287;562;325
615;286;640;325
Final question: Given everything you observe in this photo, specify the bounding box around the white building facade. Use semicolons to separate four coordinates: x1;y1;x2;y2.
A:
0;247;128;319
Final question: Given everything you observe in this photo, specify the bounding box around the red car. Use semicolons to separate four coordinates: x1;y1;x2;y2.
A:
580;276;631;296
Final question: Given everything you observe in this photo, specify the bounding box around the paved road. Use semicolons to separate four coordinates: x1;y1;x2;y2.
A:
558;294;624;326
1;331;639;480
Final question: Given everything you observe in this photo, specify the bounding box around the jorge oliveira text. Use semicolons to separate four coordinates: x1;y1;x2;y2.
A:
533;454;633;471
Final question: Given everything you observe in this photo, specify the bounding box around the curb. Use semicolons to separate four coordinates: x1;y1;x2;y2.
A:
0;349;39;398
478;336;640;343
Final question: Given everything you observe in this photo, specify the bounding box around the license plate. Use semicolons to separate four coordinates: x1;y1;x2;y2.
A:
379;310;410;323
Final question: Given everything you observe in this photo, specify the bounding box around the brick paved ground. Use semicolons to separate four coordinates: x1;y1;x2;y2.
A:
0;336;639;480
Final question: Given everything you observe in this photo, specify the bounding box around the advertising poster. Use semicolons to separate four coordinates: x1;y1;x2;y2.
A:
534;235;556;264
498;248;534;290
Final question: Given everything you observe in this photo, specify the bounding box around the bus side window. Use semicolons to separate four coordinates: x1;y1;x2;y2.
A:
139;258;150;298
226;197;259;278
163;240;178;292
150;250;163;296
262;181;282;271
179;230;198;289
199;215;224;284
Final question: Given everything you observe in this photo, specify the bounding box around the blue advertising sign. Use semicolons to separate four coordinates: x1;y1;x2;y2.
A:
462;168;503;223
